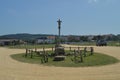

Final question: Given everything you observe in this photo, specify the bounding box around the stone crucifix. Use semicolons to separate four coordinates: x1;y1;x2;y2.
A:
57;19;62;44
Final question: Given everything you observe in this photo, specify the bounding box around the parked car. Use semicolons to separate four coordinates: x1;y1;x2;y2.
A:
96;40;107;46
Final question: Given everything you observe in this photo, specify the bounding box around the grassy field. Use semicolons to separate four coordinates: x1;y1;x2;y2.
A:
11;52;119;67
70;41;120;46
6;44;55;49
3;41;120;49
107;41;120;46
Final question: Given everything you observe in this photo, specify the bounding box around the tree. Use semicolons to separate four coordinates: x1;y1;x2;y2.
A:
80;36;88;42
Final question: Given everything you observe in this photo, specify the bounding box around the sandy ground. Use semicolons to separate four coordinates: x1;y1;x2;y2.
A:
0;46;120;80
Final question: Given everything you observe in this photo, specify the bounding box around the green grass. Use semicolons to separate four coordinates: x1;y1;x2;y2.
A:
107;41;120;46
4;41;120;49
11;52;119;67
68;41;120;47
73;42;96;46
6;44;55;49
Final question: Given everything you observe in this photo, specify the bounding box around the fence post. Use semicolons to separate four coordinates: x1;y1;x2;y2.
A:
28;50;30;55
78;47;80;51
84;47;87;57
35;48;37;52
68;47;71;51
41;59;43;63
90;47;94;55
52;47;53;52
74;50;77;63
45;52;48;63
43;47;45;52
80;50;83;62
25;48;28;57
30;50;33;58
41;54;44;64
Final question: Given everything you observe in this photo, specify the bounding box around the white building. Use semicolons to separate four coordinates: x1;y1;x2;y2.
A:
36;36;55;44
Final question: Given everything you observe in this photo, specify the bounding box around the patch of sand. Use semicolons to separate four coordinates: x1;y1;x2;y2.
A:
0;46;120;80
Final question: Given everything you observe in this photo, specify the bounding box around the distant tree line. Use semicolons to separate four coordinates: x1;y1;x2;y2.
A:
62;34;120;42
0;34;119;45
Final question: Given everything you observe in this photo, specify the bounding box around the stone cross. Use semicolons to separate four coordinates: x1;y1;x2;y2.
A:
57;19;62;44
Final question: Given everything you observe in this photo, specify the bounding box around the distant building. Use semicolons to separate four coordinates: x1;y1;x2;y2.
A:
61;36;68;42
36;36;55;44
0;39;26;46
88;35;94;41
47;36;56;43
0;39;17;46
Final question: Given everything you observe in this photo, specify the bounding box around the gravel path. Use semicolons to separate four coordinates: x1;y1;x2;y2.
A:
0;46;120;80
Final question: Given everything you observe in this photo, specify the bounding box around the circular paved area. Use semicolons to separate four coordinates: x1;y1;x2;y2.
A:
0;46;120;80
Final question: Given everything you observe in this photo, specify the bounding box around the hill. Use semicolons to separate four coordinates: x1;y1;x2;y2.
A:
0;33;119;42
0;33;55;40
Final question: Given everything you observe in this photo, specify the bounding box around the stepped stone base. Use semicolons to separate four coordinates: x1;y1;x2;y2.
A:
53;56;66;61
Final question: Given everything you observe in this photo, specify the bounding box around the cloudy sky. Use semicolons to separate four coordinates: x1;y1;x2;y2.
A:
0;0;120;35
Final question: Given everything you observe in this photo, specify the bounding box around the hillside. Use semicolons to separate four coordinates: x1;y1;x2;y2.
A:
0;33;55;40
0;33;119;42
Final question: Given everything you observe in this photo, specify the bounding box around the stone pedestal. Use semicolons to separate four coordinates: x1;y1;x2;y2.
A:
53;56;66;61
54;44;65;61
55;45;65;56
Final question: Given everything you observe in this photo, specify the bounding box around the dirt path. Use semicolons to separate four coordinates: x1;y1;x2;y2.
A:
0;46;120;80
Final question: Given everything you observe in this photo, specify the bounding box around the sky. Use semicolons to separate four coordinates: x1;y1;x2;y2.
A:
0;0;120;35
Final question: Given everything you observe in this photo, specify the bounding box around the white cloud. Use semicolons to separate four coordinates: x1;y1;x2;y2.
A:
88;0;114;3
88;0;99;3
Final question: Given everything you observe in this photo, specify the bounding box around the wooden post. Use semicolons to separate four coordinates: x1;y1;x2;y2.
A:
41;59;43;64
25;48;28;57
80;50;83;62
35;48;37;52
31;50;33;58
78;47;80;51
84;47;87;57
90;47;94;55
45;52;48;63
74;50;77;63
43;47;45;51
41;54;44;64
28;50;30;55
52;47;54;52
70;47;71;51
43;48;48;63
